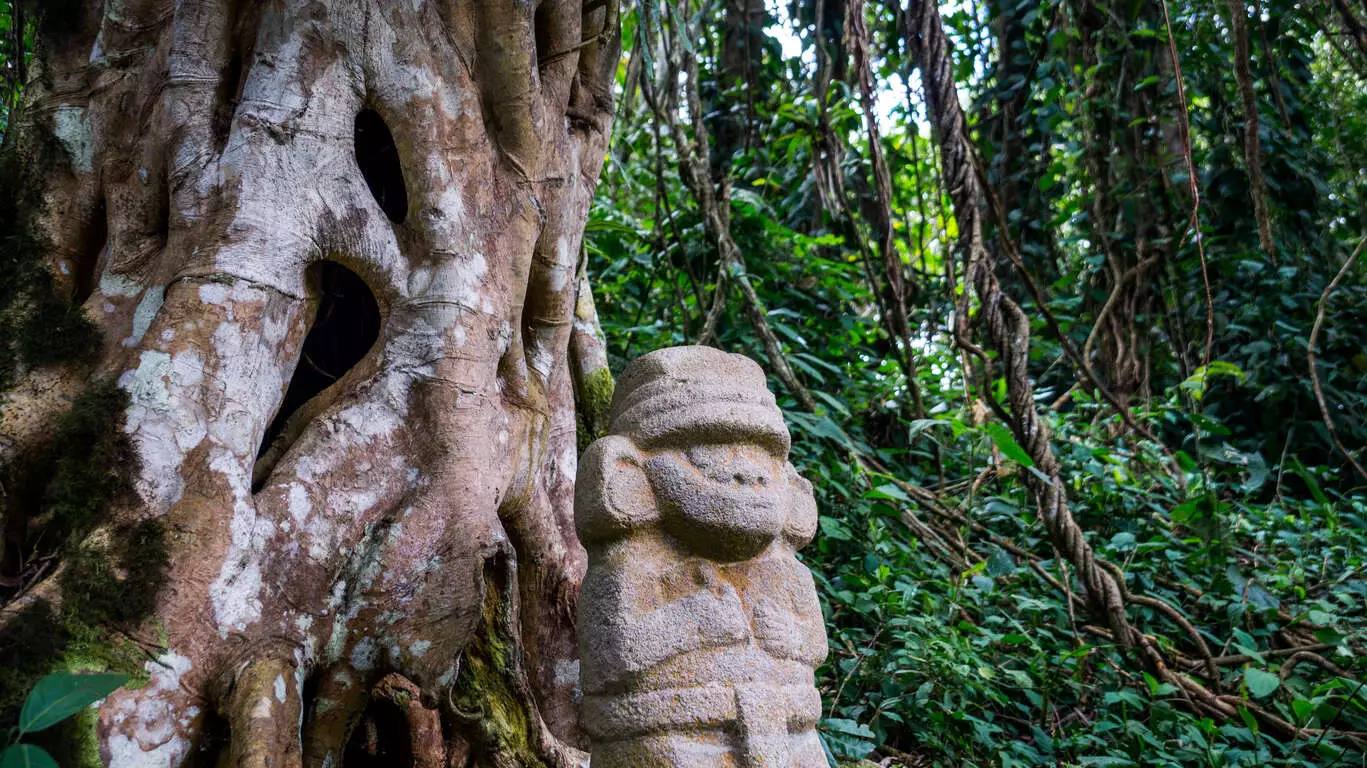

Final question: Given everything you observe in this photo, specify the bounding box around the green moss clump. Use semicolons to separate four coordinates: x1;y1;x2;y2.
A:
581;366;615;427
447;559;541;765
0;519;168;767
4;380;134;569
0;379;161;767
39;380;136;542
576;365;615;452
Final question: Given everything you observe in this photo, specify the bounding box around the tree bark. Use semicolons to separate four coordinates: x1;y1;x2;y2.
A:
1228;0;1275;259
0;1;619;766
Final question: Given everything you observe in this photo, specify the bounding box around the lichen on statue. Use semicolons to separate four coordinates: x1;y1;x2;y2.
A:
575;345;828;767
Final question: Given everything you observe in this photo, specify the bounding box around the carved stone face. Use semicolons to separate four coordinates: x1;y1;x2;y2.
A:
576;346;830;768
645;443;788;562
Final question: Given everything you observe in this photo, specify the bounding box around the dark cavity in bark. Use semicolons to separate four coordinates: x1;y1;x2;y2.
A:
185;706;231;767
211;3;262;154
210;51;244;153
70;198;107;307
256;261;381;468
353;108;408;224
342;693;415;768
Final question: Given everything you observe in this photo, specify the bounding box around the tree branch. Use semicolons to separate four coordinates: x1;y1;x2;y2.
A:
1307;236;1367;480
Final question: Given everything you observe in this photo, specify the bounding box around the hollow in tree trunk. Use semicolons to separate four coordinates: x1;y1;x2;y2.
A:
0;1;620;766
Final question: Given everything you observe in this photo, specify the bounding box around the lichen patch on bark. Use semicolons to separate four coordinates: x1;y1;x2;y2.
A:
2;0;620;764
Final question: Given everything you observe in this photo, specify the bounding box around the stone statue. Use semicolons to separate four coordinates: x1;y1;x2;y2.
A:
575;346;829;767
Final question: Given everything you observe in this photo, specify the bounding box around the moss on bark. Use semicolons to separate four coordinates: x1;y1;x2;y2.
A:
0;519;168;766
4;380;135;571
0;143;101;390
575;365;615;452
447;558;545;766
0;379;161;767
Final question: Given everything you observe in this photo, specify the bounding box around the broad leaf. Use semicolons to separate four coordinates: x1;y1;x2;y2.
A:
984;423;1034;467
864;482;910;502
0;745;59;768
820;717;877;759
1243;667;1280;698
20;672;129;734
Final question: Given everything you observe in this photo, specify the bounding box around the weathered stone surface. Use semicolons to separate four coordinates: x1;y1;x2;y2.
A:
575;345;828;767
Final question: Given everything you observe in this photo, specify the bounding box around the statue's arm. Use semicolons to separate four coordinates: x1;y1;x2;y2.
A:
579;551;749;687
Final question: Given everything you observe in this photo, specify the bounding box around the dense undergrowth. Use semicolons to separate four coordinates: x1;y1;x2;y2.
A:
588;0;1367;765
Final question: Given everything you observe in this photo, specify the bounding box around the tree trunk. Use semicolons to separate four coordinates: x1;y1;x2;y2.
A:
1071;0;1172;408
0;1;619;766
711;0;765;177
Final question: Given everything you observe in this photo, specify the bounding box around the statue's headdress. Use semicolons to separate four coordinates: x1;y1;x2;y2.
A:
608;346;790;457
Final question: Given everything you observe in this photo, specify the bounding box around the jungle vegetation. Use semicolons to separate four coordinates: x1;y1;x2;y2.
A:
3;0;1367;765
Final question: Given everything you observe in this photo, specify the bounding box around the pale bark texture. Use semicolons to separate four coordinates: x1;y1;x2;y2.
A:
0;1;620;766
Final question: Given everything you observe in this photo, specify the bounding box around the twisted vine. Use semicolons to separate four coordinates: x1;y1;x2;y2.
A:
903;0;1362;745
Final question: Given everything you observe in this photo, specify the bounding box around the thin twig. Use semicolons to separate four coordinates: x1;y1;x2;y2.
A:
1157;0;1214;367
1307;235;1367;480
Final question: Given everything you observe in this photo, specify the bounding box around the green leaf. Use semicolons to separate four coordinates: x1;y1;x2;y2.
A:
819;516;853;542
1175;445;1197;470
983;423;1034;467
1288;457;1329;505
1292;697;1314;724
1170;497;1205;525
19;672;129;734
864;483;910;502
986;546;1016;577
1243;667;1280;698
584;217;642;237
0;745;59;768
1307;609;1337;626
820;717;877;759
907;418;955;442
1109;532;1137;551
1142;671;1161;695
1180;361;1245;401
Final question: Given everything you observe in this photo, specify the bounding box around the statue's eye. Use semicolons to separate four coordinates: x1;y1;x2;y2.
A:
683;445;779;487
684;445;727;472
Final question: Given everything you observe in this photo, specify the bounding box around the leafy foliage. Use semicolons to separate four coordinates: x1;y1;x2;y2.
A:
0;0;29;143
18;672;128;735
591;0;1367;764
0;0;1363;764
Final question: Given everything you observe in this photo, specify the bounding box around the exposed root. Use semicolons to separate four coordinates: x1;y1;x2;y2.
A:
301;663;371;768
444;550;586;768
224;657;303;768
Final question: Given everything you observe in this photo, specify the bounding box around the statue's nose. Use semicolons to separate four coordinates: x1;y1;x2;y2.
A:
731;467;769;487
